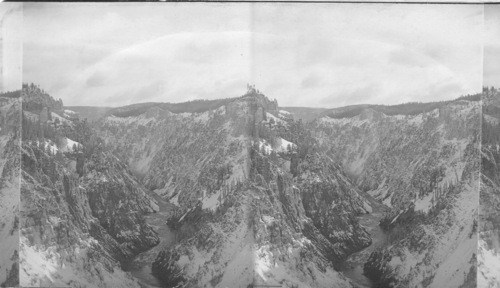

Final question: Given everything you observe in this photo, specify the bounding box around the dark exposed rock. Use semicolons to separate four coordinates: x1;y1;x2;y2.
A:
363;249;397;288
0;94;20;286
152;250;187;288
20;86;159;287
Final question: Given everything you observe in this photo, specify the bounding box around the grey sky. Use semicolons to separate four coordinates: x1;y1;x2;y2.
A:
0;3;22;93
23;3;484;108
485;5;500;88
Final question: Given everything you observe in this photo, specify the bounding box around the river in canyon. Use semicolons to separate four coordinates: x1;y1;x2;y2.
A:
340;194;389;288
125;191;177;288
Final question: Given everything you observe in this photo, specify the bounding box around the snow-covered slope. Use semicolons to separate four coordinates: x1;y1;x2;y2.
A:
479;88;500;288
96;91;371;288
20;85;160;288
312;98;481;287
0;95;21;286
20;84;489;288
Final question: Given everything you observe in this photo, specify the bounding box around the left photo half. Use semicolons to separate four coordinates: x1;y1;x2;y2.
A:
0;2;22;288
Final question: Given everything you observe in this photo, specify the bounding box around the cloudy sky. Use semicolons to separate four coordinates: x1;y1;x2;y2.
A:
485;4;500;88
0;3;22;93
23;3;485;108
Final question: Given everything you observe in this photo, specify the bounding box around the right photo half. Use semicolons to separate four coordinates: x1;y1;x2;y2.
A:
479;4;500;288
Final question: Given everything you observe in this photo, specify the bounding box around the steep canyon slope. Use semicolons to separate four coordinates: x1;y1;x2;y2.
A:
20;84;160;287
311;97;481;287
479;87;500;288
0;91;21;287
19;84;484;288
95;90;372;288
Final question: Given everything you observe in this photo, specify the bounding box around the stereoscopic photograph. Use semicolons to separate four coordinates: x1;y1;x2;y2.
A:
0;2;498;288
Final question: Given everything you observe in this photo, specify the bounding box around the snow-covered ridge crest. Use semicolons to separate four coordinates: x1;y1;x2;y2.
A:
318;115;371;127
105;105;228;126
318;99;480;128
176;105;227;123
106;114;156;126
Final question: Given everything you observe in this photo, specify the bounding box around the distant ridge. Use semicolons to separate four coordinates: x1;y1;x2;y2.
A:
0;90;21;98
68;89;482;123
65;106;113;121
321;93;481;119
279;106;328;122
105;85;276;118
66;98;237;121
106;98;238;118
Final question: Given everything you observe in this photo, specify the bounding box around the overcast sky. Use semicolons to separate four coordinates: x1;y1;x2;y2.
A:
23;3;485;108
0;3;22;93
485;4;500;88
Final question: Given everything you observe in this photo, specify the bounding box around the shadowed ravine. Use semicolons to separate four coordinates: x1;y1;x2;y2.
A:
340;194;389;288
126;189;389;288
124;191;176;288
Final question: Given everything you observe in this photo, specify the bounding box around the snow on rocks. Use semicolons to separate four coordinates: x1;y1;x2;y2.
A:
20;237;140;288
276;138;296;153
484;114;500;125
20;237;60;284
279;110;291;116
175;107;225;124
261;215;276;225
169;193;180;206
252;243;353;288
35;137;82;155
193;111;211;123
367;180;391;206
63;109;77;118
254;245;275;282
414;193;434;213
257;138;296;155
319;116;369;127
478;238;500;288
258;140;273;154
51;112;72;125
60;137;82;153
106;115;154;126
265;112;285;125
0;171;19;285
362;200;373;213
168;200;255;288
201;190;222;211
36;140;59;154
387;181;478;288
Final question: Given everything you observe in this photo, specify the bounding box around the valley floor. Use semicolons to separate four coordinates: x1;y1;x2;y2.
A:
125;184;391;288
124;190;177;288
340;193;389;288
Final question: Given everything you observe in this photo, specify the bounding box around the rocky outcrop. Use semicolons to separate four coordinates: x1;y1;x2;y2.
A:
22;83;63;113
298;154;371;266
313;97;481;287
97;91;369;287
20;86;159;287
19;84;485;288
478;88;500;287
0;93;21;287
